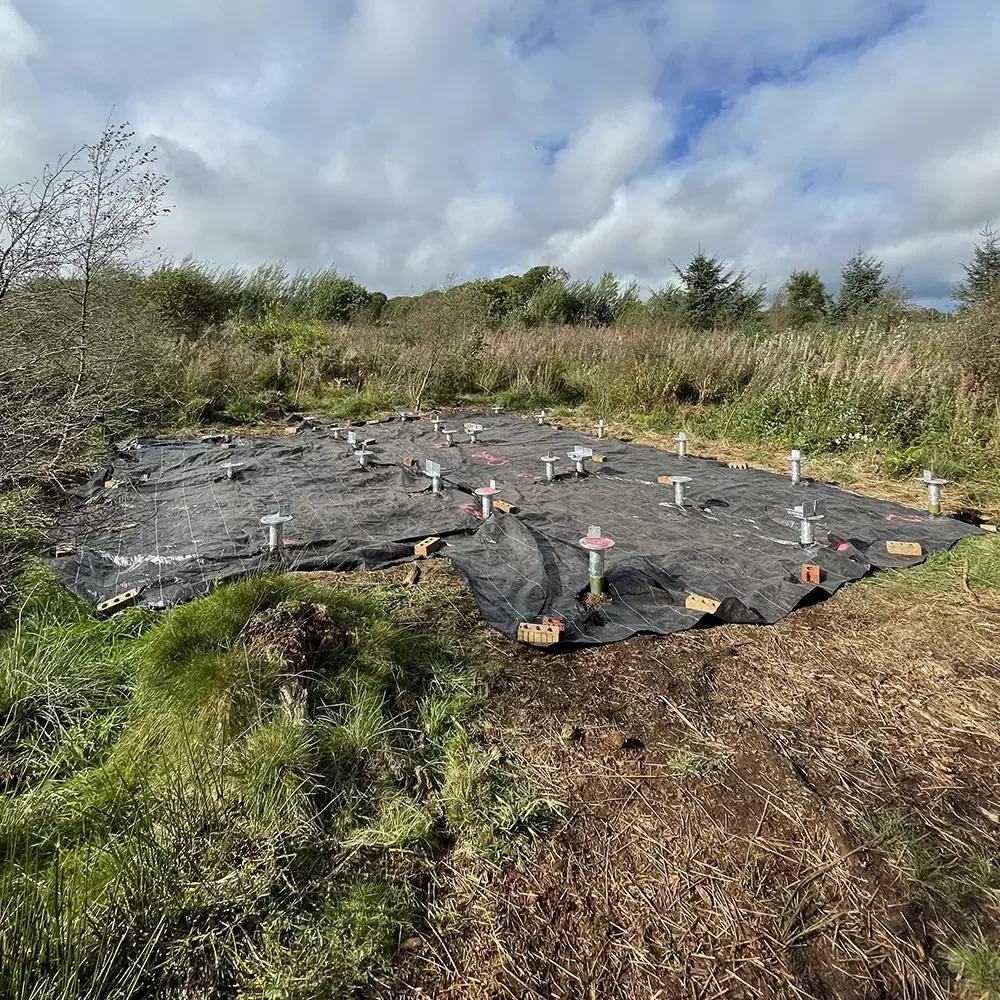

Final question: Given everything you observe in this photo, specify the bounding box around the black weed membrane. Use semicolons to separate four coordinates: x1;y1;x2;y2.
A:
46;412;982;646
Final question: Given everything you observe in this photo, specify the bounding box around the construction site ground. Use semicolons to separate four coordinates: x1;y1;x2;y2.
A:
342;431;1000;1000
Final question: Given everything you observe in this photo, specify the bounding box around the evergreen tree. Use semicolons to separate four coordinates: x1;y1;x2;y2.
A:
834;251;888;323
954;224;1000;309
668;251;765;330
783;269;831;327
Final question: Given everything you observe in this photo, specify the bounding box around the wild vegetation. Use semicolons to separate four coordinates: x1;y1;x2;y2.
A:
2;128;1000;998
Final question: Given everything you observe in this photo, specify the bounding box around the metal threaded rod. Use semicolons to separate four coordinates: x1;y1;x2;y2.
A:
676;432;687;458
541;455;559;482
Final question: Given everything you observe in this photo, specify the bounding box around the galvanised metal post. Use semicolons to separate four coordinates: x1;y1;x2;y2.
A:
579;525;615;596
474;485;500;519
671;475;692;507
920;469;948;516
788;449;803;485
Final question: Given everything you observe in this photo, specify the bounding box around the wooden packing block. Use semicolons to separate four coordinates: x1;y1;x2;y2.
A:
685;593;721;614
982;523;997;533
362;437;377;446
492;500;518;514
401;456;415;467
591;455;606;463
53;542;76;557
103;479;121;489
541;616;566;631
414;536;442;558
283;426;297;436
800;563;822;584
886;540;923;557
517;621;561;645
657;475;672;485
220;441;237;450
96;588;140;616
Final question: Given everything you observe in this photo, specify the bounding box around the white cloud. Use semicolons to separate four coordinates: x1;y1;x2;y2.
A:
2;0;998;304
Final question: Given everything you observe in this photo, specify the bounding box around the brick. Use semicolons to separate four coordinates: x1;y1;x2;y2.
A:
886;540;923;557
492;500;518;514
800;563;822;584
517;622;561;644
685;593;721;614
96;588;140;616
414;536;442;557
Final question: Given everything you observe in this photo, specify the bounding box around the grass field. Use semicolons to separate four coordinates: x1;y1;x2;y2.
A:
3;312;1000;997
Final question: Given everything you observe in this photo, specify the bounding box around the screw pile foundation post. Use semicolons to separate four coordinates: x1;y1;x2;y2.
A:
921;469;948;516
579;525;615;596
430;415;443;434
474;486;500;519
671;475;692;507
675;432;688;458
788;501;824;547
788;449;803;485
425;459;443;494
541;455;560;482
261;504;294;553
443;429;456;446
595;419;606;439
536;410;548;426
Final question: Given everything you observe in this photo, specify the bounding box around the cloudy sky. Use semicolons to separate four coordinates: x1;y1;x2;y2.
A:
1;0;997;307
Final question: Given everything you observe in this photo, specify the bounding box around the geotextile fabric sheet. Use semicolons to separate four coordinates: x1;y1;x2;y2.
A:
46;412;982;646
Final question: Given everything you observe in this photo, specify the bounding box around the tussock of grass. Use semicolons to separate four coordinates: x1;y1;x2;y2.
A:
0;568;560;998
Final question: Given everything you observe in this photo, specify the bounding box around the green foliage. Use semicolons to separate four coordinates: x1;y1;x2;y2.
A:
947;937;1000;998
145;258;227;336
783;269;832;327
0;572;559;997
304;270;372;324
656;251;766;331
954;224;1000;310
834;251;889;323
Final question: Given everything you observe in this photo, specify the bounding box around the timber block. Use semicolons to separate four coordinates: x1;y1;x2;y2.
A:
800;563;822;584
401;456;415;467
517;621;561;644
96;588;140;616
591;455;606;463
685;593;721;614
982;523;997;533
657;475;672;485
283;426;297;436
541;616;566;630
103;479;120;489
414;536;442;557
493;500;518;514
886;540;923;557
